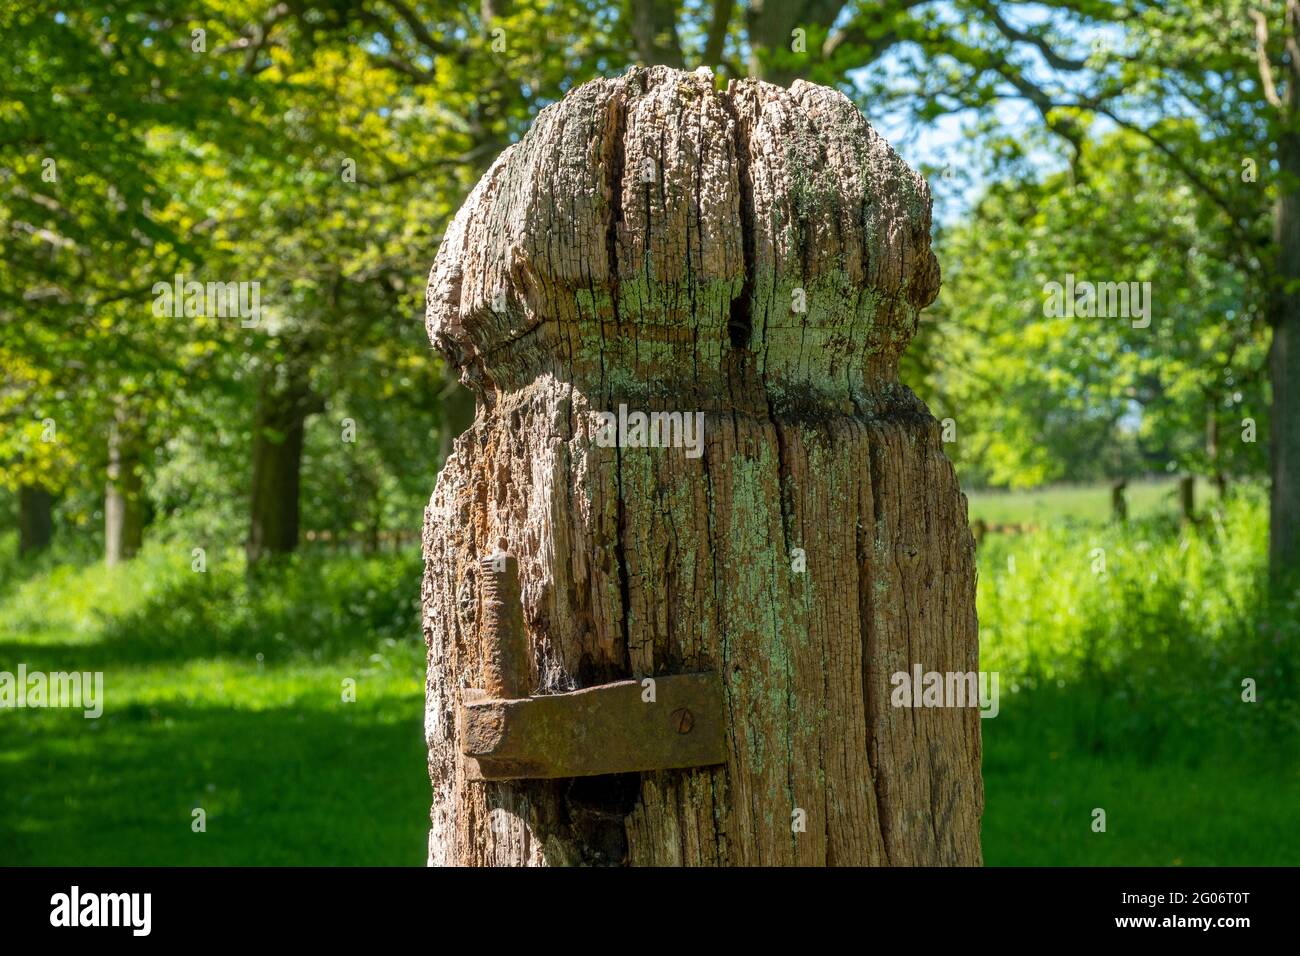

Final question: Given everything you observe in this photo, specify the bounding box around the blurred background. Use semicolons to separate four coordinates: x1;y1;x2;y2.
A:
2;0;1297;865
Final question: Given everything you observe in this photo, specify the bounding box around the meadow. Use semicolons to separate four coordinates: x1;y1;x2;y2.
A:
974;482;1300;864
0;541;429;865
966;477;1213;526
1;479;1296;865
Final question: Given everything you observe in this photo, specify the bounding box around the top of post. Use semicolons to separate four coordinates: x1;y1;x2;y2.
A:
427;66;939;415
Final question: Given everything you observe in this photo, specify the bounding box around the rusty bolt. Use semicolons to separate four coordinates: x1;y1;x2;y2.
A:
480;551;529;700
670;708;694;734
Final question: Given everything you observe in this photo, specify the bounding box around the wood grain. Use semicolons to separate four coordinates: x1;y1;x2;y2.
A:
422;65;980;866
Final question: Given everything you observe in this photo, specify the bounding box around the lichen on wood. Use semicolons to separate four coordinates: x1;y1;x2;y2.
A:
423;65;980;866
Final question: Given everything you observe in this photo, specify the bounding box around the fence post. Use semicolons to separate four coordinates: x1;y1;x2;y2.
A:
422;66;981;866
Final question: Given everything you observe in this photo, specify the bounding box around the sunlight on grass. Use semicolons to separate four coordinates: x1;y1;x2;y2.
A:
0;540;429;865
976;484;1300;865
967;476;1214;525
3;484;1298;865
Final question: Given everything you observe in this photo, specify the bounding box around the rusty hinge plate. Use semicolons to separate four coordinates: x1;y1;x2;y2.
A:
462;672;726;780
458;552;726;781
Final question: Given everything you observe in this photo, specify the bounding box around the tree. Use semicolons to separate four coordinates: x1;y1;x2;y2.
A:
0;1;270;562
926;129;1268;493
1243;0;1300;580
188;0;618;559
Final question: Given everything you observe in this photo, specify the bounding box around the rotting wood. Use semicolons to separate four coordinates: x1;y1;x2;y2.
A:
422;64;981;866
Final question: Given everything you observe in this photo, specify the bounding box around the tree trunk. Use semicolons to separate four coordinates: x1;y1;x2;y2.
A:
1271;8;1300;584
247;358;321;562
421;67;981;866
1111;478;1128;523
1178;474;1197;525
1270;284;1300;572
437;363;476;469
744;0;802;84
367;497;382;554
628;0;685;67
105;417;145;566
1205;404;1228;500
18;484;54;558
743;0;847;84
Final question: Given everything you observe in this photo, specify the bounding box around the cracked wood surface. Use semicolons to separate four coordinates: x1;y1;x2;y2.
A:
422;65;980;866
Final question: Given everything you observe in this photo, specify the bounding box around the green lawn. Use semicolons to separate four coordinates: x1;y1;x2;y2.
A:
0;541;429;865
2;485;1297;866
975;484;1300;865
982;686;1300;865
967;476;1213;525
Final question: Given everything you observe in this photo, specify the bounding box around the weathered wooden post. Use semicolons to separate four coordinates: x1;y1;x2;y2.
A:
422;66;981;866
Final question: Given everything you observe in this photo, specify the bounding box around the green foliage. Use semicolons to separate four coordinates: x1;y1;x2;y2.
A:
2;537;422;666
922;129;1269;489
0;538;427;865
978;486;1300;864
0;2;660;557
980;488;1290;693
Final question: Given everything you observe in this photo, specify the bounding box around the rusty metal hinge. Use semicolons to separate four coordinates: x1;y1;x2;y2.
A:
459;553;727;781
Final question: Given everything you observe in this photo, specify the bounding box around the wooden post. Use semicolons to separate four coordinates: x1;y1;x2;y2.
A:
422;66;981;866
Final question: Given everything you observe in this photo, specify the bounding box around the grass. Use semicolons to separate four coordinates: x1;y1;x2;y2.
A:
2;482;1297;866
967;476;1212;525
984;718;1300;865
0;540;429;865
976;485;1300;865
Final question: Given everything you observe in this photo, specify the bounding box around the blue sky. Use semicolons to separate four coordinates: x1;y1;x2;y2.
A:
847;2;1123;224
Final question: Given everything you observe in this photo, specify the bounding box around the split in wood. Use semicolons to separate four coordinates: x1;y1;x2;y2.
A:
461;552;726;781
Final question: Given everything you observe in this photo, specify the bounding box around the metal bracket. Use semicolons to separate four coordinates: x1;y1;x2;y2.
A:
459;553;727;781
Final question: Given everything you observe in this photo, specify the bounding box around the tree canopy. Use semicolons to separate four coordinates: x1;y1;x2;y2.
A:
2;0;1296;581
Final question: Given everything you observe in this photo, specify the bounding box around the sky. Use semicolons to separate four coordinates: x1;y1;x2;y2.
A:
850;1;1123;225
